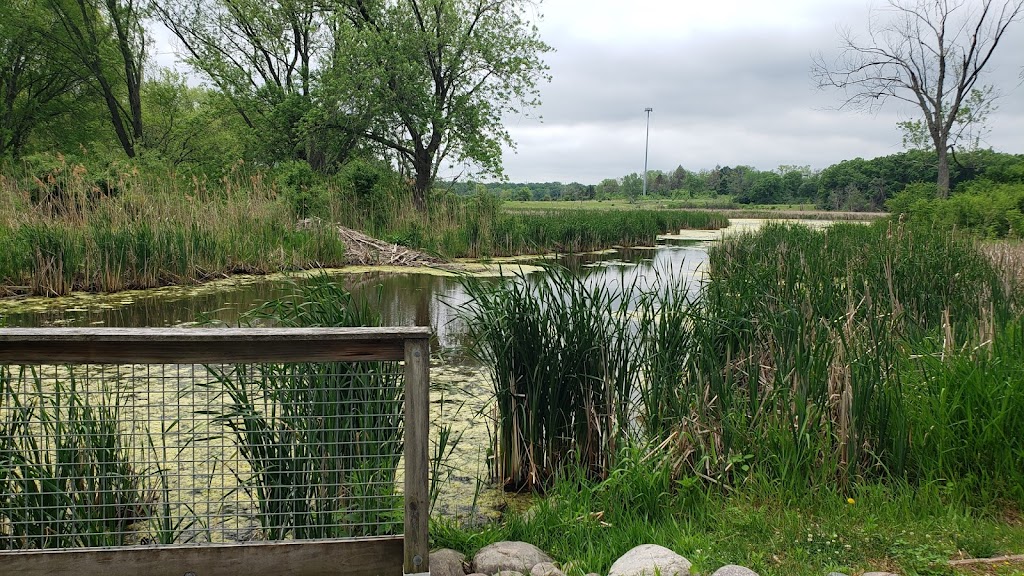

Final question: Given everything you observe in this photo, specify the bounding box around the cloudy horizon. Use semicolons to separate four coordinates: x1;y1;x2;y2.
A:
151;0;1024;185
488;0;1024;184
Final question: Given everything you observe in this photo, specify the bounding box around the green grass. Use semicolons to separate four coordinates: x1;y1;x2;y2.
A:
433;448;1024;576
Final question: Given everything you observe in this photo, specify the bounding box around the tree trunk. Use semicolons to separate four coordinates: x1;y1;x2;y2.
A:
936;143;950;198
412;148;430;212
96;72;136;157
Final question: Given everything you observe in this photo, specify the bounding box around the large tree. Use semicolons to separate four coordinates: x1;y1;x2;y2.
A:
812;0;1024;197
0;1;86;158
327;0;551;211
45;0;147;157
153;0;363;168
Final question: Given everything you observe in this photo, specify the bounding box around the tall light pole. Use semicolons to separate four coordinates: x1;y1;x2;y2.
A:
643;107;653;197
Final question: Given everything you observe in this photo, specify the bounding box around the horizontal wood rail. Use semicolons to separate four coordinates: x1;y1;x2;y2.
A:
0;327;430;364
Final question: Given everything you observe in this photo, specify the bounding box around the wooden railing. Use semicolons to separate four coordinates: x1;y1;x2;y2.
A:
0;327;430;576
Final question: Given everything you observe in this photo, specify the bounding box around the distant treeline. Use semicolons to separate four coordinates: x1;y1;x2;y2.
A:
445;149;1024;212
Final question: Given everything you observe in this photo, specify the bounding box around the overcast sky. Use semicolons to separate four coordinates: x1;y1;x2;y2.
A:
153;0;1024;185
488;0;1024;184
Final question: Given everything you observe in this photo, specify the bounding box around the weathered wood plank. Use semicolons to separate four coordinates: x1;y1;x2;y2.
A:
0;327;431;341
403;338;430;576
0;537;404;576
0;327;430;364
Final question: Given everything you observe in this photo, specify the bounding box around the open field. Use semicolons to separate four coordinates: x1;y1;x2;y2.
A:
505;199;886;220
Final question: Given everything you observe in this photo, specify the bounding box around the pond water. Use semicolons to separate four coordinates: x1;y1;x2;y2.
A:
0;242;711;347
0;240;713;520
7;219;853;520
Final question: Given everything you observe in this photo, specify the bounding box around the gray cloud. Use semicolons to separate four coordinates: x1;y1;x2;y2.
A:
488;4;1024;184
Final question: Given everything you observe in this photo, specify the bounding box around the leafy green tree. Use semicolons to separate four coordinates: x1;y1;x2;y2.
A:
45;0;146;157
0;1;85;158
737;172;783;204
325;0;551;211
563;182;586;201
153;0;357;167
813;0;1024;197
668;165;687;191
596;178;619;199
621;173;642;202
649;171;669;196
154;0;323;120
141;69;246;173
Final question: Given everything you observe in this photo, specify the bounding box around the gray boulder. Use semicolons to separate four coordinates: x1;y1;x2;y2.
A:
431;548;467;576
473;541;554;575
711;566;759;576
608;544;692;576
531;562;566;576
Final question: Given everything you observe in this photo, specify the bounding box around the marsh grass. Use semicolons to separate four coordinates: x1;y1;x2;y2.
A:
0;365;149;549
199;276;404;539
901;316;1024;501
0;157;347;296
457;265;693;491
395;197;728;258
981;240;1024;295
660;220;1023;495
459;220;1024;504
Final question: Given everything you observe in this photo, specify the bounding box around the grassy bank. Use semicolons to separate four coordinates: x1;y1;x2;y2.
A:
388;197;728;258
0;158;727;296
0;159;348;296
451;220;1024;574
434;452;1024;576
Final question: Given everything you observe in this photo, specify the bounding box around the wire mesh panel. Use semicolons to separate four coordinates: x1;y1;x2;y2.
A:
0;328;430;576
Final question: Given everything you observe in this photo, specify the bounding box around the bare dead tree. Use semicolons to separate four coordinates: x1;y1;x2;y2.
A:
812;0;1024;197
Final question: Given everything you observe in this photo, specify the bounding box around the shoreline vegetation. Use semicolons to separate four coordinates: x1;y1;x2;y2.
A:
0;158;728;298
2;157;1024;574
439;219;1024;575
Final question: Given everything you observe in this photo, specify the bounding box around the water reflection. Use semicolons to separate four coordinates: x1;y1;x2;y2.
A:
0;242;710;350
0;241;710;520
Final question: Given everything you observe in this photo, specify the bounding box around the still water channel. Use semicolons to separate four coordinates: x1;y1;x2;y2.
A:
0;239;712;520
0;241;710;342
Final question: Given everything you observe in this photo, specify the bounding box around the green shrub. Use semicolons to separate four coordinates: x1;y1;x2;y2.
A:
275;160;326;219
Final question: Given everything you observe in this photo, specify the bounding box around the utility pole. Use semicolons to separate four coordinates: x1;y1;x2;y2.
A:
643;107;653;196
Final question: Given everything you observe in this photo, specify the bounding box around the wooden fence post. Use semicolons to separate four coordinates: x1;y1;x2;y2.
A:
404;337;430;576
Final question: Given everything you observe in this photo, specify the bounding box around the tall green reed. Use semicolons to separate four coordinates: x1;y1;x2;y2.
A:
660;220;1019;494
457;265;687;491
901;315;1024;500
199;276;403;539
0;365;149;549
